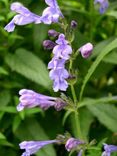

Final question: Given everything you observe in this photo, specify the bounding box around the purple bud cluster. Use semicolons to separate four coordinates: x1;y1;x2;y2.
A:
4;0;63;32
48;33;72;92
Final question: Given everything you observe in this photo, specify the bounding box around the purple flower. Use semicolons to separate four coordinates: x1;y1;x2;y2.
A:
41;0;63;24
19;140;59;156
17;89;66;111
4;0;63;32
94;0;109;14
77;149;83;156
53;34;72;60
4;2;41;32
79;43;93;58
102;143;117;156
65;137;85;152
48;58;69;92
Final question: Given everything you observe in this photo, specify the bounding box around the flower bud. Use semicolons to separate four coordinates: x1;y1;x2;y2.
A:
65;138;85;151
54;98;67;111
70;20;78;29
48;29;59;38
43;40;56;50
79;43;93;58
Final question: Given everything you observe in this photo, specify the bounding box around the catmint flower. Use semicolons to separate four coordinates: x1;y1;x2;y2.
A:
71;20;78;29
53;34;72;60
4;2;41;32
43;40;56;50
79;43;93;58
17;89;66;111
94;0;109;14
41;0;63;24
19;140;59;156
48;29;59;38
65;137;85;152
48;58;69;92
102;143;117;156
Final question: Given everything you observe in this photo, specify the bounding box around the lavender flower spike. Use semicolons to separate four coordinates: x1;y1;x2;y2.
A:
65;137;85;152
102;143;117;156
53;34;72;60
94;0;109;14
17;89;66;111
41;0;63;24
4;2;41;32
79;42;93;58
20;140;59;156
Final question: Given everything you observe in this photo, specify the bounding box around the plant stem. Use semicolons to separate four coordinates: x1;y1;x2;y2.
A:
61;19;84;141
70;84;83;140
70;84;77;104
74;111;83;139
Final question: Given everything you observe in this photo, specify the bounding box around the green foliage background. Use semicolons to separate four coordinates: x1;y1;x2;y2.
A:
0;0;117;155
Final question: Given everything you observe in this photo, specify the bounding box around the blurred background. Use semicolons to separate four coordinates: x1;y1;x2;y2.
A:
0;0;117;155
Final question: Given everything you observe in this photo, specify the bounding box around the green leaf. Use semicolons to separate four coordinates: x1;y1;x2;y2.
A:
0;106;17;113
79;107;94;141
0;91;11;119
5;48;52;89
79;38;117;100
78;96;117;108
0;133;6;140
15;118;56;156
33;24;48;51
62;110;73;125
87;103;117;132
0;91;11;106
107;11;117;19
0;133;13;147
0;140;13;147
0;67;8;75
103;51;117;64
12;116;21;132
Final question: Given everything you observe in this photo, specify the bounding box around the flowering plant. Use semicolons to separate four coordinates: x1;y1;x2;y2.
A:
0;0;117;156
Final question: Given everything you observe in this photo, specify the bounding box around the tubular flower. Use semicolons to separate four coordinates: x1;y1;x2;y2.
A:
102;143;117;156
41;0;63;24
17;89;66;111
65;137;85;152
53;34;72;60
94;0;109;14
4;0;63;32
79;42;93;58
4;2;41;32
19;140;59;156
48;58;69;92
